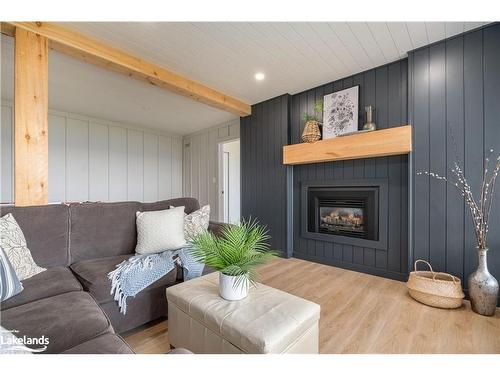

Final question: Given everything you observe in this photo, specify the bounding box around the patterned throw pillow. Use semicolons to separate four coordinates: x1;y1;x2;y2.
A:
0;246;24;302
184;205;210;241
0;214;46;281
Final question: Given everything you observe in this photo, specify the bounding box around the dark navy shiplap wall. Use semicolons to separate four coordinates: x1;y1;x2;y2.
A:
291;60;409;280
240;23;500;287
241;94;291;253
410;23;500;288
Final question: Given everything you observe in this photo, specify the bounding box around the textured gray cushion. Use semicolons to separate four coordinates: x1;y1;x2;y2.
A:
1;267;82;310
71;255;177;304
0;204;70;267
62;333;134;354
1;291;113;354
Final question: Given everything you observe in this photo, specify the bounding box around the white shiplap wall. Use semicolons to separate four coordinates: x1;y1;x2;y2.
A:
183;119;240;220
0;101;182;204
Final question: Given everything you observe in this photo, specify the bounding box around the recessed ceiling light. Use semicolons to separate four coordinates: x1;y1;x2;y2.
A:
254;72;265;81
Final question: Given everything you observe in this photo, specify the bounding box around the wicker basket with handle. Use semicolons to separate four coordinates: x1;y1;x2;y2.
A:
407;260;464;309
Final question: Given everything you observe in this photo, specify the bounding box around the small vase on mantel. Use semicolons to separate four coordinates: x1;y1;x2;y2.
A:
468;248;499;316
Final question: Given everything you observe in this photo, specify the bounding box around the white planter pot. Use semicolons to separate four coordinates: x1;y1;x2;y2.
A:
219;272;249;301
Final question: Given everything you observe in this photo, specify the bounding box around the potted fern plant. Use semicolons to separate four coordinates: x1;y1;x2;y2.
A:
189;219;278;301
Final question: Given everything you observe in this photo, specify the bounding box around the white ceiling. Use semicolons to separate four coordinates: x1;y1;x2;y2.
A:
1;22;490;135
0;36;235;135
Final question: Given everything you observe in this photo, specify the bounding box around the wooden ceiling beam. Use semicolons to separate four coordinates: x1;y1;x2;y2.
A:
1;22;16;37
3;22;251;117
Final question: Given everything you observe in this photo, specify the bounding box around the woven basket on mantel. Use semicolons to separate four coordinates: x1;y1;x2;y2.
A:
407;260;464;309
301;120;321;143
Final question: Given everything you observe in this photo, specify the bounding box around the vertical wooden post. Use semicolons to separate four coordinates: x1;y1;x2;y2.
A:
14;28;49;206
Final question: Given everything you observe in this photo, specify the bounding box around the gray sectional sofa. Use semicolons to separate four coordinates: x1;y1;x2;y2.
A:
0;198;222;354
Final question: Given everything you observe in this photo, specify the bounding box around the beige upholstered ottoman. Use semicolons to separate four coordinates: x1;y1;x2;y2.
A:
166;273;320;354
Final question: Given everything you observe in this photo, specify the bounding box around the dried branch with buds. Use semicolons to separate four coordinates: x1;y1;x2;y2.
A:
416;149;500;250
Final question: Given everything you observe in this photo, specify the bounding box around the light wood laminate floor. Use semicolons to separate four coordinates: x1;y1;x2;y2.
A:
123;257;500;354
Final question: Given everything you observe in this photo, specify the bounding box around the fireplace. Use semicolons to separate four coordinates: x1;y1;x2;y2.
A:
318;199;366;238
307;186;378;240
301;180;387;249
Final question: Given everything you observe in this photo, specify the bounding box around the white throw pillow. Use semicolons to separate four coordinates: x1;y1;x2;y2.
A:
0;214;46;281
135;206;186;254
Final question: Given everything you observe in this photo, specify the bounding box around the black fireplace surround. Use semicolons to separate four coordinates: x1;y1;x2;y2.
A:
301;179;388;250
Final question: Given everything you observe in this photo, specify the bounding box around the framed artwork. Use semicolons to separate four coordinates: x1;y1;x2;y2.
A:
322;85;359;139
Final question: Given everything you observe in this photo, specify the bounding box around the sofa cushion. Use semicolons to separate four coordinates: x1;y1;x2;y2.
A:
100;285;169;333
69;202;142;263
62;333;134;354
0;291;113;354
142;198;199;215
0;204;70;267
71;255;177;304
69;199;201;263
1;266;82;311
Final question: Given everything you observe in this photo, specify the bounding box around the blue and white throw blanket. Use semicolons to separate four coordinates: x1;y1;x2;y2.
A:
108;246;204;314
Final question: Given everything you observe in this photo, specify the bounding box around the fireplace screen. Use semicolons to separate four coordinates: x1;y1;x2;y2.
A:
306;186;379;241
319;206;365;237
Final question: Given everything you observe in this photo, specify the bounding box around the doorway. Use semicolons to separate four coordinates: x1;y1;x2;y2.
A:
218;139;240;224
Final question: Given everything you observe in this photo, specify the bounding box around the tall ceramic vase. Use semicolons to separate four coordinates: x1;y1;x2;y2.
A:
468;248;499;316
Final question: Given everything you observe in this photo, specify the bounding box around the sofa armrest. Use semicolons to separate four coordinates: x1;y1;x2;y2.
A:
208;221;228;238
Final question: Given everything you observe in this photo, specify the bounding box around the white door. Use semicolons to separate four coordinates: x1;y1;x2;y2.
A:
222;151;230;221
218;139;240;224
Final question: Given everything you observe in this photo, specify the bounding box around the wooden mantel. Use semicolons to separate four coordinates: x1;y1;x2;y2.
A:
283;125;412;165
